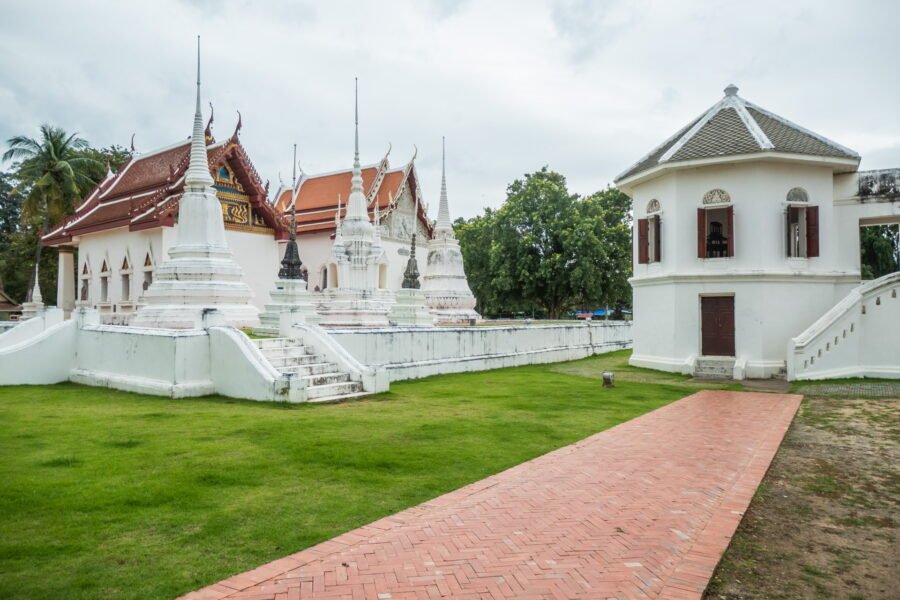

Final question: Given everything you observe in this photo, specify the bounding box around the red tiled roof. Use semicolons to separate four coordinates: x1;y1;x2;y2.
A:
43;137;288;245
276;162;432;237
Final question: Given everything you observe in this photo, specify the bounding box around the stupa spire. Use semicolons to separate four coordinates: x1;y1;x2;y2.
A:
185;36;214;191
345;77;368;221
436;136;452;230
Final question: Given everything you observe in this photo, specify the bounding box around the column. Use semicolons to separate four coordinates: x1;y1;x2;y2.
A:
57;246;76;318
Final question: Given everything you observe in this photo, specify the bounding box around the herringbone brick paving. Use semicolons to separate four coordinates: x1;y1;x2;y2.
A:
180;390;801;600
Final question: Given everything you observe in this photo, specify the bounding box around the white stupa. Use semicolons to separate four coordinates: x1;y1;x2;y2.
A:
20;265;45;319
422;139;480;323
317;80;394;327
132;39;258;329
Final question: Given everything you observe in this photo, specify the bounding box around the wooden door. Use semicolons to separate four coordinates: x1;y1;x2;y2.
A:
701;296;735;356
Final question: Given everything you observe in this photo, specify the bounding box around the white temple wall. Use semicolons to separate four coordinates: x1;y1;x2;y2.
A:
223;229;280;310
631;277;856;378
327;322;633;382
74;227;163;317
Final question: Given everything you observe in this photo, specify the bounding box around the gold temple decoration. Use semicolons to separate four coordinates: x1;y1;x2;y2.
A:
213;164;272;233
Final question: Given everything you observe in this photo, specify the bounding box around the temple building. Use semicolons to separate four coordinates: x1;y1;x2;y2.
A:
42;126;437;324
42;117;287;321
618;84;899;380
273;148;433;293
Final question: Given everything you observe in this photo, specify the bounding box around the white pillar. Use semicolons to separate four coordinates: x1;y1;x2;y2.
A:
57;247;76;317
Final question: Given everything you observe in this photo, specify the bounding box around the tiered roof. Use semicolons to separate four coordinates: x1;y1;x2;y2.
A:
616;85;860;184
275;150;433;237
43;129;287;246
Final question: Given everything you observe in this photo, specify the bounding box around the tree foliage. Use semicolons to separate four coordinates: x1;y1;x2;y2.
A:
456;167;632;319
861;224;899;279
1;126;127;303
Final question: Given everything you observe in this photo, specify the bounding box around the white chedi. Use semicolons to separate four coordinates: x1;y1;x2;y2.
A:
317;81;395;327
422;140;480;323
132;43;258;329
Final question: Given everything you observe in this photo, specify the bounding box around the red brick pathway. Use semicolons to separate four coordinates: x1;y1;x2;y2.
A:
181;391;800;600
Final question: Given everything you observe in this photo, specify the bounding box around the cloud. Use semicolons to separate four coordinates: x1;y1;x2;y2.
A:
1;0;898;219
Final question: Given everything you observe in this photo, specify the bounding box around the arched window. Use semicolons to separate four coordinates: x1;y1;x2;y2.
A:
785;188;819;258
698;189;733;258
637;200;662;264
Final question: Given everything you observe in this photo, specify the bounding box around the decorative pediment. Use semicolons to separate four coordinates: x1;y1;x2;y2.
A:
786;187;809;203
212;153;274;234
702;188;731;205
647;198;661;213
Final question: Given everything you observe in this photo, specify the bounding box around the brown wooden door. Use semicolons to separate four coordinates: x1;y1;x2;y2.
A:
701;296;735;356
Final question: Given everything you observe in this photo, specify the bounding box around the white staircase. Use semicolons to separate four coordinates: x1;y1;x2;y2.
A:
693;357;735;379
252;338;368;402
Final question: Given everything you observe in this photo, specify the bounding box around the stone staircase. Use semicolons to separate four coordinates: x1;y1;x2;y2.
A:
693;357;735;380
252;338;368;402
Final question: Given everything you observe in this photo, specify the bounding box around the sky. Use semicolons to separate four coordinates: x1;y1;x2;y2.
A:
1;0;898;220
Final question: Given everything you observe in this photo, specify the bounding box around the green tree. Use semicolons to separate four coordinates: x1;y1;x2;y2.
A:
2;126;104;300
861;224;899;279
456;168;633;319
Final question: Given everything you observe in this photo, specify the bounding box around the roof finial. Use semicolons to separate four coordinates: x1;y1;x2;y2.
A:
205;102;215;142
130;133;136;153
436;136;451;230
185;35;214;190
724;83;739;97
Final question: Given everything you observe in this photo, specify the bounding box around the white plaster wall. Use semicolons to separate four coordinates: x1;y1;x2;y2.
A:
631;162;849;278
0;318;76;384
73;227;162;313
632;278;853;377
71;325;214;397
0;309;64;349
328;322;633;381
224;230;280;310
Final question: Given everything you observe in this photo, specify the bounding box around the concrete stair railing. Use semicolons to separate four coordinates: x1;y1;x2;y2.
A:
788;271;900;381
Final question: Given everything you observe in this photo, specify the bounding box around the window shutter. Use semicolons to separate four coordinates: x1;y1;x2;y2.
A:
726;205;735;257
653;216;662;262
637;218;649;264
785;208;792;257
697;208;706;258
806;205;819;257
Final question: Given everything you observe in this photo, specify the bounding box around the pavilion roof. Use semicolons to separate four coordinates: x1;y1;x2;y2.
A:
616;85;860;184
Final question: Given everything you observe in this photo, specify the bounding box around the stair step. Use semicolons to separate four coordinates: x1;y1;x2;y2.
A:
306;381;364;400
253;338;295;350
277;362;336;376
266;353;324;367
260;346;313;358
300;372;350;386
694;358;735;380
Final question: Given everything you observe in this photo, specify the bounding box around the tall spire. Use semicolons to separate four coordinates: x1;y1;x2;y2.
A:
185;36;214;191
344;77;372;230
436;136;452;230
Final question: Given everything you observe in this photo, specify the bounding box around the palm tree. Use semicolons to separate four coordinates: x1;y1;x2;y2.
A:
3;125;102;300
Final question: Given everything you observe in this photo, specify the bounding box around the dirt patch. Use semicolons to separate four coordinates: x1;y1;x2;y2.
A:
705;394;899;599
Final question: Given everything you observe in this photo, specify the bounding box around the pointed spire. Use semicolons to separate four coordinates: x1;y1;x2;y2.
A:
185;36;214;191
436;136;452;230
31;264;43;304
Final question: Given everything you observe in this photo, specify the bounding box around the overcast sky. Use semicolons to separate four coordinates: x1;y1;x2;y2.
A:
1;0;898;219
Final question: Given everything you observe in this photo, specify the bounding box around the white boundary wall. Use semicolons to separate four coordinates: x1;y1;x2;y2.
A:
328;322;633;382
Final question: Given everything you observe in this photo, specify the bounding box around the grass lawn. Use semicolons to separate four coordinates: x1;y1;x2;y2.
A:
0;350;696;600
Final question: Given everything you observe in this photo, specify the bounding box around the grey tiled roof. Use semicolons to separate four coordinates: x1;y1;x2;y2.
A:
669;108;760;161
616;88;859;183
745;108;853;159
